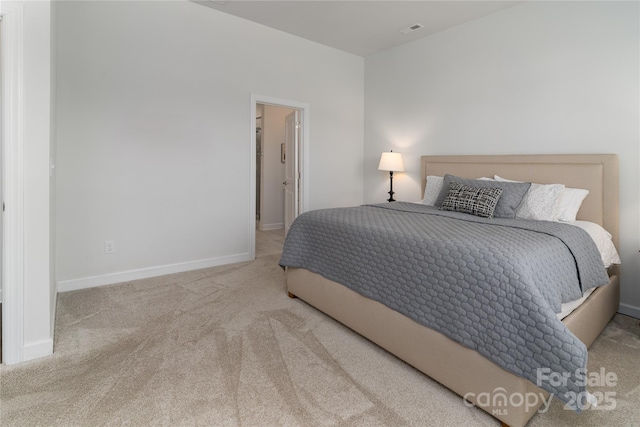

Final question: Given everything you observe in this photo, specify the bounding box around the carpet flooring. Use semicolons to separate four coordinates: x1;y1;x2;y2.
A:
1;230;639;426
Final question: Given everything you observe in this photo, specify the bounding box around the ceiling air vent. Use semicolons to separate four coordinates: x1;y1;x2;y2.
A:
399;23;424;35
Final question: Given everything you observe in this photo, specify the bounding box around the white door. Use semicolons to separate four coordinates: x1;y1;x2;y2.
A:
283;110;300;235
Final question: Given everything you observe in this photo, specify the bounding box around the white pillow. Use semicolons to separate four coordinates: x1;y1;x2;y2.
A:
570;220;620;268
421;175;443;206
494;175;565;221
555;188;590;222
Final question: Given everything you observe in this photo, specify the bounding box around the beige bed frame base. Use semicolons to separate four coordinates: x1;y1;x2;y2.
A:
286;154;620;427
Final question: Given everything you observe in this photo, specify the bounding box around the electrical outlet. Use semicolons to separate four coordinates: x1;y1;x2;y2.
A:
105;240;115;254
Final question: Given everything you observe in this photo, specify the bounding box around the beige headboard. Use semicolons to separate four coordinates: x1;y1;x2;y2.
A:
421;154;619;250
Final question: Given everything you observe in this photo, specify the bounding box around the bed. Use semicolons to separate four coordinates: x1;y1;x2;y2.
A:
282;154;619;427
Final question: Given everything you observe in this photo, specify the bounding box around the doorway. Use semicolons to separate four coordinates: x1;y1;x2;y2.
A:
255;103;295;232
250;95;309;260
255;107;262;222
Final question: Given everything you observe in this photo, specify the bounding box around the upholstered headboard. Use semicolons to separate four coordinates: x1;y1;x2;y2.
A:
420;154;619;250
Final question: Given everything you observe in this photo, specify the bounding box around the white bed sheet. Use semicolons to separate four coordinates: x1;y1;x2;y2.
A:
569;220;621;268
558;287;596;320
557;220;618;320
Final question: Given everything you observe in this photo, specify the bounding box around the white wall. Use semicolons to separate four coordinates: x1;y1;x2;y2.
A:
55;1;364;289
260;105;294;230
364;1;640;316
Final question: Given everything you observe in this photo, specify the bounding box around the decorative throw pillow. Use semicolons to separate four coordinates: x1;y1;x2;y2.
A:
435;174;531;219
422;176;493;206
421;176;444;206
440;182;503;218
493;176;589;222
494;175;565;221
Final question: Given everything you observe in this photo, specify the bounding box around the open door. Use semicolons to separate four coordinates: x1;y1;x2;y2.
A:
283;110;300;235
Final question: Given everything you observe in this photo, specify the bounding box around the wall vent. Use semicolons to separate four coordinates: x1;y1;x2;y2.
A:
399;23;424;35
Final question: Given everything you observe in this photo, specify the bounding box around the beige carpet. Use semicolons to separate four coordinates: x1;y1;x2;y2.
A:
1;234;639;426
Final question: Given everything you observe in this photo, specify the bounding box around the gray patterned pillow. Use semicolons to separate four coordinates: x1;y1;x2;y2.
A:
440;182;503;218
435;174;531;219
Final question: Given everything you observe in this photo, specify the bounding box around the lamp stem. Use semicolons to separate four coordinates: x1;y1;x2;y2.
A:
387;171;395;202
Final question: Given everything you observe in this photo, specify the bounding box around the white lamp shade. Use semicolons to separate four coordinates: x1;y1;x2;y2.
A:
378;152;405;172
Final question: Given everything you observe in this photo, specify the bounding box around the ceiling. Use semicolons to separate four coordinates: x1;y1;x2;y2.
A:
193;1;521;57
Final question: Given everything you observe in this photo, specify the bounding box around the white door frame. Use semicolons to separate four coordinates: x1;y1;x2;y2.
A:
1;1;25;365
250;94;309;259
283;110;299;236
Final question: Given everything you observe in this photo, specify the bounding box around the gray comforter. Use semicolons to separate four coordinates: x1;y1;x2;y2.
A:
279;202;610;408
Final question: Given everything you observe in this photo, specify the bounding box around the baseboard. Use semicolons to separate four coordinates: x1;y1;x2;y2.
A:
57;253;253;293
23;338;54;362
618;303;640;320
51;281;58;338
259;223;284;231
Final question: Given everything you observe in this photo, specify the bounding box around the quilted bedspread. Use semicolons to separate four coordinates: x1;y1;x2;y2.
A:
279;202;610;407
